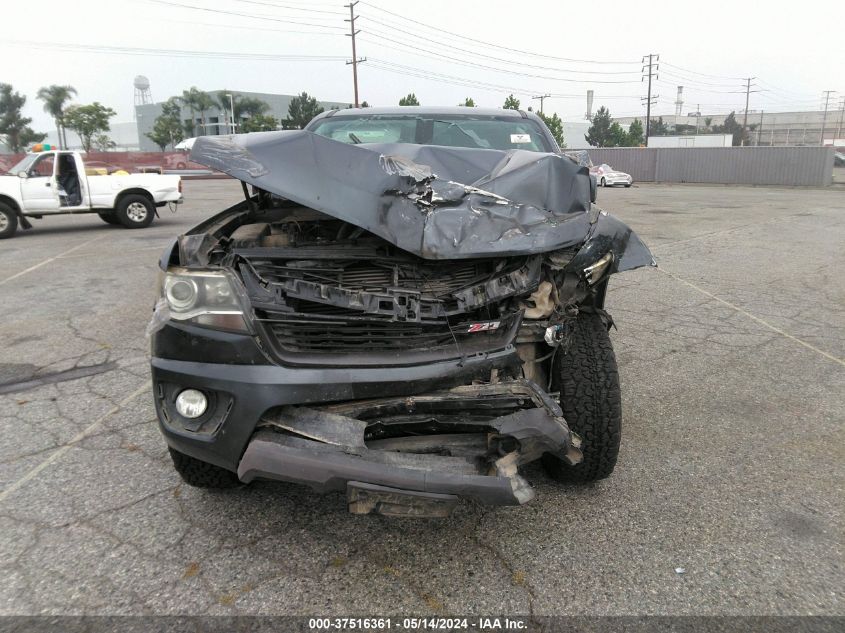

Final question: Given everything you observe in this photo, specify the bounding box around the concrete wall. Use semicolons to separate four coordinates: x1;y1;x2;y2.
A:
582;147;834;186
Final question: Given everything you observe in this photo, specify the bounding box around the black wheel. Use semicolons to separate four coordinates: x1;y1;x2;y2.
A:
624;183;632;188
97;212;121;225
169;448;240;488
115;194;154;229
0;203;18;239
542;312;622;483
600;177;606;187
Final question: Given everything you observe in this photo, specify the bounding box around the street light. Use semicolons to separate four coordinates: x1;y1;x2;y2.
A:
226;93;236;134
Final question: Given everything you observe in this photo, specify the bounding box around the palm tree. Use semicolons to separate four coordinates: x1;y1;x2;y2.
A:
216;91;237;133
36;85;76;149
179;88;200;137
193;90;215;136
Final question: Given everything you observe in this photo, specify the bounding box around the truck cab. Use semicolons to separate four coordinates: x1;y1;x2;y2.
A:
0;147;182;239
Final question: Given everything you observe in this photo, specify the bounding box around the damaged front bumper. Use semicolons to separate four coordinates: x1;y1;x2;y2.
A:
239;380;581;516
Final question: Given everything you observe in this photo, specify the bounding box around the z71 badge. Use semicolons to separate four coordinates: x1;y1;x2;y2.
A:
466;321;501;333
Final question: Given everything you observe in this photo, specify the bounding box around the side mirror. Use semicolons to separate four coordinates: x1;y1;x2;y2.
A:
17;171;28;179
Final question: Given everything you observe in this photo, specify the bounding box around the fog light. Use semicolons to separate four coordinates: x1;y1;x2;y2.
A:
175;389;208;419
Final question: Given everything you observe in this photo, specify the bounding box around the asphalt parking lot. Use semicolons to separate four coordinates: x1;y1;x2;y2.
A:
0;180;842;616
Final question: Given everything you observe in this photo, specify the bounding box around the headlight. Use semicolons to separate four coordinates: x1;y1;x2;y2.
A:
159;268;249;332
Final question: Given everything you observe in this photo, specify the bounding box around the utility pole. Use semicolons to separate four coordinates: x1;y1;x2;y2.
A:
532;94;551;114
345;2;366;108
642;53;659;141
757;110;764;146
741;77;757;145
820;90;836;146
836;97;845;142
695;103;701;134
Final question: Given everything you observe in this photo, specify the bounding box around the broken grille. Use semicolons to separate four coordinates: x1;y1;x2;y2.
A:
246;259;499;296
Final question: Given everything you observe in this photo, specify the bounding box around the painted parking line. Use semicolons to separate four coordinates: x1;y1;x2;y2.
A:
0;234;107;286
0;381;151;502
659;268;844;367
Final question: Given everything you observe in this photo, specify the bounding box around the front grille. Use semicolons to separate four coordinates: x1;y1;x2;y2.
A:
264;316;457;353
255;310;521;364
247;259;496;297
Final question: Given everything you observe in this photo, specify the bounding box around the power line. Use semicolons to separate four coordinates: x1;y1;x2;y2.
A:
358;33;640;84
820;90;836;146
360;18;640;76
345;2;365;107
532;94;551;114
228;0;346;16
358;0;640;65
660;62;743;81
642;54;659;139
141;0;346;29
741;77;760;142
3;39;347;62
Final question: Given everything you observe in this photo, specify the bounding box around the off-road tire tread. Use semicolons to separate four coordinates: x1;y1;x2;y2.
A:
542;312;622;483
169;448;240;488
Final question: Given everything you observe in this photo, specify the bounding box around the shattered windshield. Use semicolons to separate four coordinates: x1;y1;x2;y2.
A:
309;114;554;152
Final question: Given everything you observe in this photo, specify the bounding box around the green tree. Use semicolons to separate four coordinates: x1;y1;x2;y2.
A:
398;93;420;106
146;99;184;151
503;94;520;110
36;84;76;149
536;111;565;148
0;83;46;152
585;106;614;147
283;92;324;129
179;87;213;136
64;102;116;153
627;119;644;146
608;122;629;147
648;116;669;137
712;111;747;146
240;113;278;133
459;97;476;107
360;100;370;108
93;134;115;152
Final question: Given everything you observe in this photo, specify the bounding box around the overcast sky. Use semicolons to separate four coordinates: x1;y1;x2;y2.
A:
2;0;840;130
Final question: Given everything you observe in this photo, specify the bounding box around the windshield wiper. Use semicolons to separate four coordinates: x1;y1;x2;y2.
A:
348;132;362;144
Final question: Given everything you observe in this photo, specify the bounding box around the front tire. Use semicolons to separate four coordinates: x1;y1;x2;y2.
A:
0;203;18;239
169;448;240;488
600;177;606;187
97;212;121;225
116;194;154;229
542;312;622;483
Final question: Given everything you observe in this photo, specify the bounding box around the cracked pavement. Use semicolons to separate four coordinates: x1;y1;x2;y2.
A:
0;181;842;616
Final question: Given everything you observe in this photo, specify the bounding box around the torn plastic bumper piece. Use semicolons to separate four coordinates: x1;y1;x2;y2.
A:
236;380;582;516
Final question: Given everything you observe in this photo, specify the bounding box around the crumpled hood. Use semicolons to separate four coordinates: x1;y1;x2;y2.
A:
190;131;653;269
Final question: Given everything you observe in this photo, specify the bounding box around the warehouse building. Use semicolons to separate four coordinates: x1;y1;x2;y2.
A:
134;90;349;152
612;109;845;146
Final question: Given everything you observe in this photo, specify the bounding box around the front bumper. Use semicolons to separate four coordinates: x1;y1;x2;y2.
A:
152;324;580;513
152;323;522;472
604;175;633;186
238;382;582;514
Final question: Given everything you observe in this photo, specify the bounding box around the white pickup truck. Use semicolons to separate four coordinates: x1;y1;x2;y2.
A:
0;149;182;239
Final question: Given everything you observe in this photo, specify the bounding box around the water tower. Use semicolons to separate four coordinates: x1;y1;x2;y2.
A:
134;75;153;106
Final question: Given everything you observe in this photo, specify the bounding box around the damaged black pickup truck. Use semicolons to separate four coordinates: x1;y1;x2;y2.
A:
149;107;655;517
